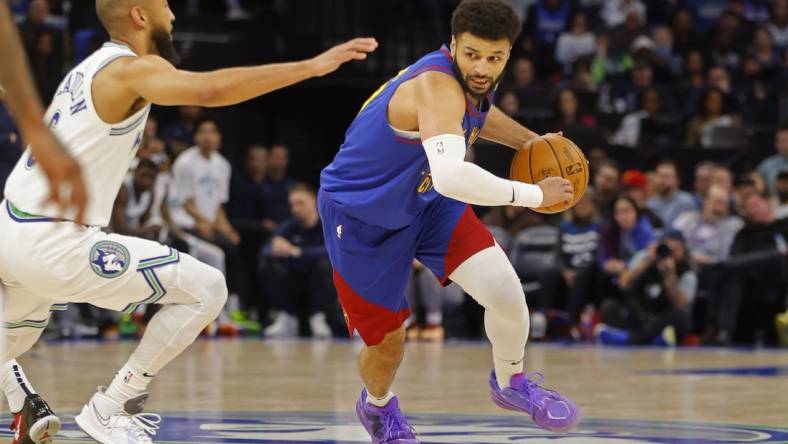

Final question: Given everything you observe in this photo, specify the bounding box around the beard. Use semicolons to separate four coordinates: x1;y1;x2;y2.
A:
152;27;180;65
451;57;502;102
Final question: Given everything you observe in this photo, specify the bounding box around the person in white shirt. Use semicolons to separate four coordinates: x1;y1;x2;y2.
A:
554;12;595;72
170;117;253;321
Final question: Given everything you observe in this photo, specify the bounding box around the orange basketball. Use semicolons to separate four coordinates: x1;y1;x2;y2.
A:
510;134;590;214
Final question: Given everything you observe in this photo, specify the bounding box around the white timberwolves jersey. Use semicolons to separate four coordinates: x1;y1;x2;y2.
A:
4;42;150;227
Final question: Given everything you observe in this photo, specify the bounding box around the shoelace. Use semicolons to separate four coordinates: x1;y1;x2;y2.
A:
511;372;563;415
382;410;416;439
125;412;162;439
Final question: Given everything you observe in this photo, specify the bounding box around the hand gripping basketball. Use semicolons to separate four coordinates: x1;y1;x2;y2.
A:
510;134;590;214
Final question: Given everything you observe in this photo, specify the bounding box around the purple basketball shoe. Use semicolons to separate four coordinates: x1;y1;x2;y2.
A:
356;388;419;443
489;369;581;432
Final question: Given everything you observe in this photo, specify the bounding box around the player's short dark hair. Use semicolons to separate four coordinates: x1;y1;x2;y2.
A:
451;0;521;44
777;120;788;133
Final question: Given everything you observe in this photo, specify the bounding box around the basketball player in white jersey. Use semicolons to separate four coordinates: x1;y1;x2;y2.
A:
0;1;87;222
0;1;377;443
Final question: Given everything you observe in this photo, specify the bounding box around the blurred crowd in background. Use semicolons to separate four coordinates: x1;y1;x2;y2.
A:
3;0;788;347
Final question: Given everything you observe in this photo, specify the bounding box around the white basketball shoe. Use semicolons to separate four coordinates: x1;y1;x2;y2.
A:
74;386;160;444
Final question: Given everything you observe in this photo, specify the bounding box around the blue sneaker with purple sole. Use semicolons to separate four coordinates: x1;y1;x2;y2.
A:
489;369;581;432
356;388;420;443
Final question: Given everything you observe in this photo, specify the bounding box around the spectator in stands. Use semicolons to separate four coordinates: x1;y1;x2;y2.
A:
404;260;465;342
508;57;552;112
692;161;716;207
596;229;697;346
591;159;620;221
551;88;599;148
646;160;697;227
774;170;788;218
162;105;202;158
621;169;663;229
524;0;575;48
261;143;296;231
678;49;707;116
558;192;602;331
652;25;682;79
768;0;788;50
18;0;66;100
598;195;656;301
0;102;23;190
555;12;595;72
260;184;335;339
111;159;164;240
609;8;647;61
523;0;576;76
710;164;734;194
597;61;654;116
600;0;646;30
228;145;271;319
170;117;251;321
609;88;661;148
756;121;788;195
707;191;788;345
751;26;781;69
673;184;743;266
685;87;741;148
671;9;701;57
498;91;521;117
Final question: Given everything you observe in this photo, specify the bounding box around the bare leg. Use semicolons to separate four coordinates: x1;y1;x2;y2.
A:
358;326;406;397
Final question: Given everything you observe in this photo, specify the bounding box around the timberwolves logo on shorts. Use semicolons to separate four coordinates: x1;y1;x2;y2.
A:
89;241;130;278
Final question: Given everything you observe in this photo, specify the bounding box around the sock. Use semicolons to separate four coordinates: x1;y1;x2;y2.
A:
366;390;395;407
494;354;524;389
425;312;442;326
105;358;153;403
1;360;35;413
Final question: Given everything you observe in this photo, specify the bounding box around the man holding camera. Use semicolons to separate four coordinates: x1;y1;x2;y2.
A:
595;229;698;345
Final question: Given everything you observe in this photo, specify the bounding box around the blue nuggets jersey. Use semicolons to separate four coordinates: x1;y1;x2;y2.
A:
319;45;494;229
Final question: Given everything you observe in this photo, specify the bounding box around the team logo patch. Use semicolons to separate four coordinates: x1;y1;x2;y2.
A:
89;241;130;279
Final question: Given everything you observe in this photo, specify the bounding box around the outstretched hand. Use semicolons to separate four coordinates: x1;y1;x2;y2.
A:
309;38;378;77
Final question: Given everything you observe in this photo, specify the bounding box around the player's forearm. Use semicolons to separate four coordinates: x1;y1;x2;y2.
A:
479;106;538;150
197;61;318;107
425;135;542;207
0;3;48;136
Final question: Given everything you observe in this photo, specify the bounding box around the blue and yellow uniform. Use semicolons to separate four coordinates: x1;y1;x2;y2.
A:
319;45;496;345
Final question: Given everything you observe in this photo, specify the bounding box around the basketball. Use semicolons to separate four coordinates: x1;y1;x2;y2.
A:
510;134;589;214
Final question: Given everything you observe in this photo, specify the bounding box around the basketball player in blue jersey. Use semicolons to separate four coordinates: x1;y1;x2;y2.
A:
0;1;376;443
319;0;580;441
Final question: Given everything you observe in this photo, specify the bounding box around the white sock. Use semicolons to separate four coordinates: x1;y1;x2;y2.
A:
105;358;152;403
425;312;442;326
494;354;524;389
366;390;395;407
1;360;35;413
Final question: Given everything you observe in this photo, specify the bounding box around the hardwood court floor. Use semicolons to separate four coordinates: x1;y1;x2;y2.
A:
3;339;788;443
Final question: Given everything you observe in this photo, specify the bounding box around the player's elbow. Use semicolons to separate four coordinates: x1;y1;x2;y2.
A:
195;83;222;107
430;167;463;199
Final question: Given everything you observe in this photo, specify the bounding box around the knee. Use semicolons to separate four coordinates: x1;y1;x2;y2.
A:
485;269;528;317
191;263;227;317
368;326;406;361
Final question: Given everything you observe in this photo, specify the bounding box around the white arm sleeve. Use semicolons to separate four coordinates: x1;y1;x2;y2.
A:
423;134;543;208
